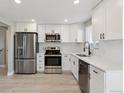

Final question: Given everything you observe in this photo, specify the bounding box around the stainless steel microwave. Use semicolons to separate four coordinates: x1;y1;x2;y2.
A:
45;33;61;42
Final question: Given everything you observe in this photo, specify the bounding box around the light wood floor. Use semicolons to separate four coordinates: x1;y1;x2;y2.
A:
0;73;81;93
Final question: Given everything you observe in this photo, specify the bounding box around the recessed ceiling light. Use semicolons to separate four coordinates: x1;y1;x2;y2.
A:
32;19;36;22
14;0;22;4
64;19;68;23
73;0;80;5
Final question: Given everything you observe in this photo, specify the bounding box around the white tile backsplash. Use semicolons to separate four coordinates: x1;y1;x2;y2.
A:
92;40;123;68
39;43;84;54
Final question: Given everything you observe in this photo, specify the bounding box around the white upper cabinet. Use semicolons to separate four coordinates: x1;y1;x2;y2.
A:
61;25;70;42
69;23;84;43
92;0;122;41
45;25;61;34
105;0;122;40
92;1;106;41
37;23;84;43
16;23;37;32
37;25;45;42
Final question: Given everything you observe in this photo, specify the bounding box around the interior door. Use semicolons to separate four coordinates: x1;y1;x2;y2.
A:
0;27;8;75
0;31;4;66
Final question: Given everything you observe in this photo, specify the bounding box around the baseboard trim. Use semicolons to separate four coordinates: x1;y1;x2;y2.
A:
8;71;14;76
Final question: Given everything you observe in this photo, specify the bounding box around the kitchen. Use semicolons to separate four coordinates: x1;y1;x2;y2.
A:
0;0;123;93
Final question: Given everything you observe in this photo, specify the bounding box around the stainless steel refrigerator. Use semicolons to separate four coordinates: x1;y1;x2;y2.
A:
14;32;39;74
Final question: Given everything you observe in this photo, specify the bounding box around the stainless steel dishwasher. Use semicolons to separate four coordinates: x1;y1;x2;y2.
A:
79;59;90;93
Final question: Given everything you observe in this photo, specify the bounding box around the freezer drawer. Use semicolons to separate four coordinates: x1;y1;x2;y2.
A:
15;59;36;74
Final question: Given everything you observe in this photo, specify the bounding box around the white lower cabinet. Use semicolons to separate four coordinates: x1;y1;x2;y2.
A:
62;54;71;71
37;53;44;72
71;55;79;80
90;66;105;93
90;65;123;93
61;25;70;42
106;71;123;93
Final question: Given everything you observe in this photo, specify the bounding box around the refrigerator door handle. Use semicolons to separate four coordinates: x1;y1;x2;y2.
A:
23;35;27;57
36;42;39;53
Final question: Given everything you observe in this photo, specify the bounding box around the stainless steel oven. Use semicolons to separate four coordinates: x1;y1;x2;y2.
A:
45;55;62;73
44;47;62;74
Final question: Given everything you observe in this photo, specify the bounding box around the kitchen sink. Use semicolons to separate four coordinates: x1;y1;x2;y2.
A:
76;54;90;57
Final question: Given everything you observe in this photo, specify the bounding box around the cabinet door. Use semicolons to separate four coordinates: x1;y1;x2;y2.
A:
16;23;37;32
62;55;71;71
16;23;26;32
28;23;37;32
61;25;69;42
106;0;122;40
70;56;75;75
45;25;61;34
69;23;84;42
90;66;105;93
69;24;78;42
37;53;44;72
92;1;106;41
74;58;79;80
38;25;45;42
106;71;123;93
77;28;84;42
71;56;79;80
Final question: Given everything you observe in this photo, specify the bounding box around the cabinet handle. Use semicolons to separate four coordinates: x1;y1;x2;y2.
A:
100;33;102;39
89;73;91;79
103;33;105;39
93;70;98;74
109;90;123;93
73;61;75;65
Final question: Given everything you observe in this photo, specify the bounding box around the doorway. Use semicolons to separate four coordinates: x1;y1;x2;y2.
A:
0;25;8;76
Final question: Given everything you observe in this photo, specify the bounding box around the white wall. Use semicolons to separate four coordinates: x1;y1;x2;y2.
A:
0;31;4;49
7;30;15;75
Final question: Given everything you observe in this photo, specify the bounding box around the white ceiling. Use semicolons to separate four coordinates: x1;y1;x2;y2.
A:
0;0;101;24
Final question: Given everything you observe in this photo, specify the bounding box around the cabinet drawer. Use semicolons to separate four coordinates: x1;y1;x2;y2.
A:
37;65;44;70
37;59;44;62
37;63;44;66
38;55;44;58
90;65;104;79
